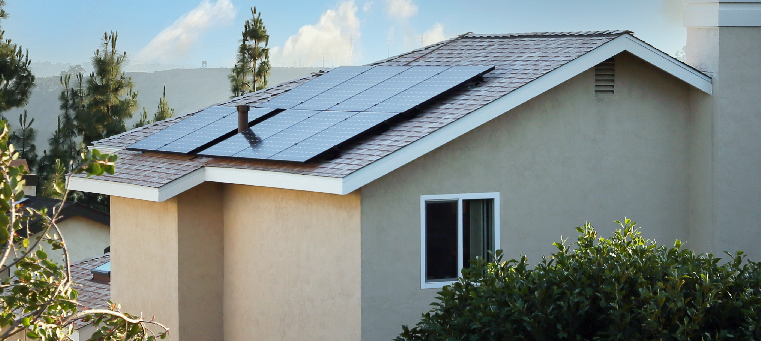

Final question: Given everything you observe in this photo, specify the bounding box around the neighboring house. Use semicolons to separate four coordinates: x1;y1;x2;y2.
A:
19;196;110;264
69;3;760;341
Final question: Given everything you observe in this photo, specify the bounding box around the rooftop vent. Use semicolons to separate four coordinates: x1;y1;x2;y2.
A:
595;58;615;95
91;262;110;283
237;105;250;133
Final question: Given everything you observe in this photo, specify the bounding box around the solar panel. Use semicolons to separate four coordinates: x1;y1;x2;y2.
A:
330;66;449;112
292;66;410;111
157;107;277;154
270;112;395;162
198;109;320;157
127;106;235;151
368;66;494;113
233;111;356;159
259;66;373;109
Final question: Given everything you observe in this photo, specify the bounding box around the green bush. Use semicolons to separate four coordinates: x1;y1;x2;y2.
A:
397;219;761;341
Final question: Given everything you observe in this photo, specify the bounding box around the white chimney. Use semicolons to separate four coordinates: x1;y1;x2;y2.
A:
684;0;761;255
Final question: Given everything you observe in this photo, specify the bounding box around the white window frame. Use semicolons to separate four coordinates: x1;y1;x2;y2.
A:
420;192;500;289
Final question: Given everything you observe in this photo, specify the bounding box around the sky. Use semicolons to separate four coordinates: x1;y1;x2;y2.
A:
4;0;686;74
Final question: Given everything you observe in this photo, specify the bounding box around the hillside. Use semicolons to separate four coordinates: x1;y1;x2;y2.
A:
4;67;321;154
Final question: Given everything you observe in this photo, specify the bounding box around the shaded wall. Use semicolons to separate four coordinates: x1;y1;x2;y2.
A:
360;52;693;340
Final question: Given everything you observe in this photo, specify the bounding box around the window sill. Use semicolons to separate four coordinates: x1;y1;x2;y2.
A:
421;280;456;289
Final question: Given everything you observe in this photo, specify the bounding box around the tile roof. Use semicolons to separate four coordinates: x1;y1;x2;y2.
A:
70;253;110;329
86;31;629;188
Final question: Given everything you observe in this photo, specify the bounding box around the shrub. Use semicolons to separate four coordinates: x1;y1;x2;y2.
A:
397;219;761;341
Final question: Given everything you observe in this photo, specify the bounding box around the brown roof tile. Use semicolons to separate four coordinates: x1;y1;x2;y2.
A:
87;31;628;187
70;253;110;329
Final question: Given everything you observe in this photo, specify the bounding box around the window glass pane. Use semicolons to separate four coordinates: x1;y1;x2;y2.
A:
425;200;458;281
463;199;494;268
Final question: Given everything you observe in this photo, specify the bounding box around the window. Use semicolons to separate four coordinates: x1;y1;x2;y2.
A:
420;193;500;289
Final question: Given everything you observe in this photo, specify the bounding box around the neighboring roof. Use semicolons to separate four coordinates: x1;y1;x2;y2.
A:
70;253;110;329
20;196;110;230
71;31;712;201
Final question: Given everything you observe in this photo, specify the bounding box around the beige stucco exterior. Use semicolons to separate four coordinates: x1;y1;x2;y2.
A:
58;216;110;263
110;183;361;341
359;52;694;340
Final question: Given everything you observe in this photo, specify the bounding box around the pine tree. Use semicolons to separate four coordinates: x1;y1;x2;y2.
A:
77;32;138;145
10;110;38;168
133;107;150;129
153;85;174;122
229;7;270;97
0;0;34;113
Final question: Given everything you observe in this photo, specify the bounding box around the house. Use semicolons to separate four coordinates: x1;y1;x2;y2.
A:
69;2;761;340
18;196;110;263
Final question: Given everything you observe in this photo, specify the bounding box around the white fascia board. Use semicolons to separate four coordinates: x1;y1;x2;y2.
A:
341;35;712;194
69;34;713;199
68;168;205;202
204;167;345;195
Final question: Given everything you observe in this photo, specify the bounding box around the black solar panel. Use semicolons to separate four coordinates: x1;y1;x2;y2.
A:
233;111;356;159
368;66;493;113
259;66;372;109
293;66;410;111
198;109;320;157
127;106;235;151
157;107;277;154
270;112;395;162
330;66;449;112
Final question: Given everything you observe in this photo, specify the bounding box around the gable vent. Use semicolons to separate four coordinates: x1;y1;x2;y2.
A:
595;58;615;95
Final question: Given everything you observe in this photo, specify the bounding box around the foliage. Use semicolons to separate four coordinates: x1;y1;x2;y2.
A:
0;119;168;340
0;0;34;113
9;110;37;169
397;220;761;341
229;7;271;97
152;85;174;122
132;85;174;129
77;32;138;146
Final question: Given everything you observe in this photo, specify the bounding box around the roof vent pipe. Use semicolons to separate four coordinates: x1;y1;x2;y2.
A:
237;105;250;133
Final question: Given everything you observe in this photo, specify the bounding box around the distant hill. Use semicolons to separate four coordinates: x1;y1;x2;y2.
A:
4;67;321;154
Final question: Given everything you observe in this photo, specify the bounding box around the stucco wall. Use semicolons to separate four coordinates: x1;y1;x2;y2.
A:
111;195;180;338
687;27;761;258
360;52;693;340
59;216;110;263
111;182;224;341
222;185;362;341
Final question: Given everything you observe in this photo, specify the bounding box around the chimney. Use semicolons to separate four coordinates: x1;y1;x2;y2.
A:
237;105;250;133
684;0;761;255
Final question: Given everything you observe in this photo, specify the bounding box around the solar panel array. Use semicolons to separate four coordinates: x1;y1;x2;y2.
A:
128;65;494;163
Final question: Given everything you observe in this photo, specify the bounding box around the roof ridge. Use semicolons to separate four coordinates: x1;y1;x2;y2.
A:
464;30;632;38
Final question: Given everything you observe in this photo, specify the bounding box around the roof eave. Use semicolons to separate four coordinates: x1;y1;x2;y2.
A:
71;34;712;201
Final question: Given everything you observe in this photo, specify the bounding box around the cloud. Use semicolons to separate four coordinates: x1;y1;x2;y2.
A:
270;1;360;67
421;23;445;46
385;0;418;20
363;1;374;12
134;0;235;64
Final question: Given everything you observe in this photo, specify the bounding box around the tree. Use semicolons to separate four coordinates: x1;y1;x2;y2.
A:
9;110;37;169
229;7;271;97
41;74;81;174
397;220;761;340
0;120;168;340
0;0;34;114
153;85;174;122
77;32;138;146
132;86;174;129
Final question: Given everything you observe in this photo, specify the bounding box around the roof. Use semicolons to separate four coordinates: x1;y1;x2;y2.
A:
71;31;712;201
19;196;110;232
70;253;110;329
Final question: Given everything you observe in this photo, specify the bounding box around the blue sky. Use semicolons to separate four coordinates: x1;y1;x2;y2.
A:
4;0;685;71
